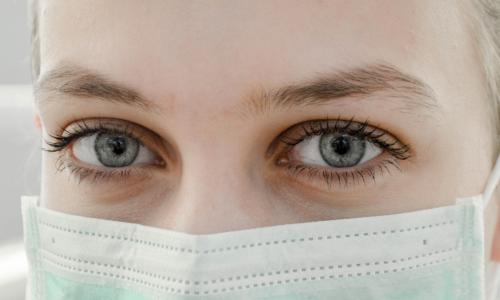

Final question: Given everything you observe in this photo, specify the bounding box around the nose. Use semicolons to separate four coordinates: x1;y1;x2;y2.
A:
149;139;275;234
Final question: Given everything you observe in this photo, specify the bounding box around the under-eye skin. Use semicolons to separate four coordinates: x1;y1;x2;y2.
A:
42;119;166;184
273;116;411;190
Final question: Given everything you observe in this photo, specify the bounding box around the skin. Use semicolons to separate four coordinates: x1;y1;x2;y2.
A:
34;0;500;285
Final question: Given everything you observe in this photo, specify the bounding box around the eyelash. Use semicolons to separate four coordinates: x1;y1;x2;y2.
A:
274;116;411;189
42;117;411;187
42;120;156;183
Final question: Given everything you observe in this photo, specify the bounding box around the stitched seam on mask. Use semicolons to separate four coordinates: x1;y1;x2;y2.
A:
42;246;458;293
28;204;43;298
459;205;468;299
38;219;456;255
41;253;458;296
464;205;476;299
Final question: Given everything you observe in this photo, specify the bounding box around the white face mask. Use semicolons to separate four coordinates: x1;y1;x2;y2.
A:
22;155;500;300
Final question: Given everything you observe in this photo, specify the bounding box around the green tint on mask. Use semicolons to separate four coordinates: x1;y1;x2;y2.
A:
37;261;474;300
45;271;150;300
22;194;486;300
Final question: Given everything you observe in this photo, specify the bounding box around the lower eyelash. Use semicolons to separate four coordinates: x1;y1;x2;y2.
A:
280;158;402;190
43;119;160;184
274;116;410;189
55;154;150;185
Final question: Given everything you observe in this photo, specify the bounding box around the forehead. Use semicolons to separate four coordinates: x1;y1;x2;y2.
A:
38;0;469;111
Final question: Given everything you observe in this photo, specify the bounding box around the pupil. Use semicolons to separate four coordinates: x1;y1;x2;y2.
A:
331;136;351;155
95;132;140;168
108;137;127;155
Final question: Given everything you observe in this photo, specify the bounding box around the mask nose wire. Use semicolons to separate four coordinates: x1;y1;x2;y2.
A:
483;153;500;208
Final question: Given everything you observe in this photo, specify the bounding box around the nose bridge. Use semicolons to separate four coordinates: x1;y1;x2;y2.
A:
171;161;255;234
163;131;263;234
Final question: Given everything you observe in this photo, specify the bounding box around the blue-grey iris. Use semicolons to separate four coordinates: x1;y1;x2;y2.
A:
319;133;366;168
94;133;139;167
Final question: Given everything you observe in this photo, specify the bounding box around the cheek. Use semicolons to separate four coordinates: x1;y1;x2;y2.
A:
41;153;72;209
40;152;167;218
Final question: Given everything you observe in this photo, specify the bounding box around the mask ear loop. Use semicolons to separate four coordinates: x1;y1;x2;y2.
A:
483;154;500;208
484;154;500;300
489;262;500;300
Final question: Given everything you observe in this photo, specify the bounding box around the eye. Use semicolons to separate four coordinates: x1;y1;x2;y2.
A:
72;132;156;168
294;133;382;168
43;119;166;183
274;117;411;189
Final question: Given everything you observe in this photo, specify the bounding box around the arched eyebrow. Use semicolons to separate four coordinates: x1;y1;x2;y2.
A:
35;62;439;118
35;64;162;113
238;62;439;119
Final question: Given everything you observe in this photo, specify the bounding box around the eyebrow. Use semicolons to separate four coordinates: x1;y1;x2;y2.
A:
239;62;439;119
35;64;162;113
35;62;439;118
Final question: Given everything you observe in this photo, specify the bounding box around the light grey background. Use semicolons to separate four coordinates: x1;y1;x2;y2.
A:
0;0;35;241
0;0;37;238
0;89;39;300
1;1;36;299
1;0;32;84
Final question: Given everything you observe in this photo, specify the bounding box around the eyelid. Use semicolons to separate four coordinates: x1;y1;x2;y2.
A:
271;116;411;190
275;117;411;160
43;118;169;183
44;118;169;159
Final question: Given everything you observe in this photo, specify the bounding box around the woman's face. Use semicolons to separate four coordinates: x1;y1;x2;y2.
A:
35;0;499;260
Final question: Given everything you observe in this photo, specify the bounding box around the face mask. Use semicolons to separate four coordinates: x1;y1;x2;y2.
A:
22;155;500;300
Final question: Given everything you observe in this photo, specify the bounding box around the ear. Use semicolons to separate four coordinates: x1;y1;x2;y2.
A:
34;112;42;130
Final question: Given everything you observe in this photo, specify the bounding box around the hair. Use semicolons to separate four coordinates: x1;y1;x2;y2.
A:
464;0;500;158
28;0;500;156
29;0;40;81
